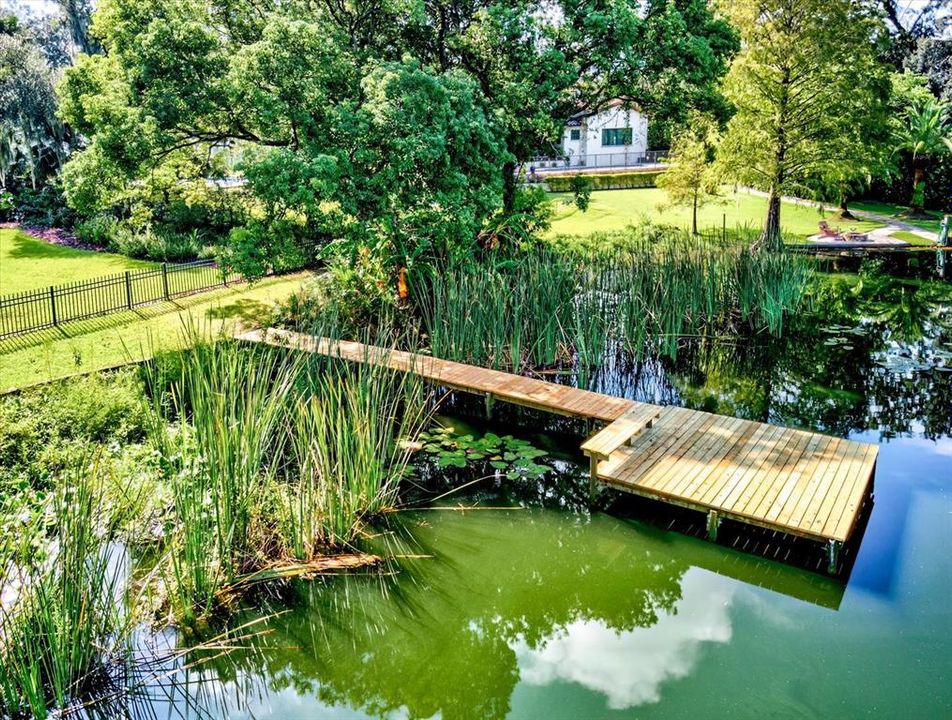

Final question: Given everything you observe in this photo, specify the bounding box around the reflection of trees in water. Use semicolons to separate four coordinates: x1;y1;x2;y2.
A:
199;511;688;720
666;273;952;440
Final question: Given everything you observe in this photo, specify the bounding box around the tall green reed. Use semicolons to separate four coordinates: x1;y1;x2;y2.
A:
145;330;301;620
285;351;431;555
415;232;811;373
0;457;134;719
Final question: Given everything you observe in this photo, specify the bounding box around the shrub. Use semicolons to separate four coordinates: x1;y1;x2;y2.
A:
545;170;664;192
73;214;119;247
107;223;204;262
0;369;148;483
570;174;593;211
11;184;76;228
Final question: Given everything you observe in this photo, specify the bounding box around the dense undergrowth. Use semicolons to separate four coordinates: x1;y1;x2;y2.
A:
0;330;433;718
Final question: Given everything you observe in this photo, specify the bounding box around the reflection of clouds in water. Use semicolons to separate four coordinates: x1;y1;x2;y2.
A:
513;568;735;709
895;436;952;458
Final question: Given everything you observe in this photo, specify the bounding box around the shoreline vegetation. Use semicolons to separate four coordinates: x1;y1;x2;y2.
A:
0;227;814;717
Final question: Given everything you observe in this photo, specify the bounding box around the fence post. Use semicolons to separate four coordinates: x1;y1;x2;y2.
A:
49;286;57;327
124;271;133;310
161;263;170;300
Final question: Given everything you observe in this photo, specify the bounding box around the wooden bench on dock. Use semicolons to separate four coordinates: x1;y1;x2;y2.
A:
238;328;878;573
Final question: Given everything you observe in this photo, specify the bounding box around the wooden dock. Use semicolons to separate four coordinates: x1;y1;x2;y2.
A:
239;328;877;569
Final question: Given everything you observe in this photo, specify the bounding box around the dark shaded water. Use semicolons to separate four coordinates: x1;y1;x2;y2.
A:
149;266;951;719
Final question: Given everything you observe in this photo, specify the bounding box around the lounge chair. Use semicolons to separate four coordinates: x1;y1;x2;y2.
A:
818;220;842;239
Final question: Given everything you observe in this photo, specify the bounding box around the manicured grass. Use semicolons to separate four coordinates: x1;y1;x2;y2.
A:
0;228;153;295
849;201;944;234
547;189;885;239
0;274;308;390
891;231;936;246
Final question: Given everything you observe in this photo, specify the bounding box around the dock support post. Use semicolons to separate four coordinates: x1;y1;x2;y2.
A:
588;456;599;501
826;540;841;574
484;393;494;419
706;510;721;541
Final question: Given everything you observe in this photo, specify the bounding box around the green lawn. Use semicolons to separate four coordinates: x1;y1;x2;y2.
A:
547;189;885;239
849;201;944;234
0;227;153;295
0;274;308;390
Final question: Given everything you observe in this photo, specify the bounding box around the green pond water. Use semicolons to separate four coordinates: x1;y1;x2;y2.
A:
148;261;952;719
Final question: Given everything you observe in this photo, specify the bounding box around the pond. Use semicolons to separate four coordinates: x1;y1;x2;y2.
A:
143;259;952;719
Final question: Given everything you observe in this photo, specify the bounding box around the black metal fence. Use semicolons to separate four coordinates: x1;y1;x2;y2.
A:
0;260;242;340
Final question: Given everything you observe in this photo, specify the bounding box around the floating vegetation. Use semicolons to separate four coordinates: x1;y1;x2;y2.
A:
417;425;554;480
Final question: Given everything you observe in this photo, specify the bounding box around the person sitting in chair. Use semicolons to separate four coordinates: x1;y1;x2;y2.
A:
817;220;843;239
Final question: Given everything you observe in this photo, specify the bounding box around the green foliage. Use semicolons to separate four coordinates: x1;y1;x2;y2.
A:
415;236;811;373
656;114;720;234
0;457;135;720
285;356;430;553
717;0;890;248
0;369;148;487
0;30;69;191
545;170;663;192
892;88;952;212
7;183;76;228
145;337;300;620
418;426;553;481
55;0;737;269
570;174;593;212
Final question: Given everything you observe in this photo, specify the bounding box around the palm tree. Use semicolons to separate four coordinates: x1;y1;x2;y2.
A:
894;98;952;215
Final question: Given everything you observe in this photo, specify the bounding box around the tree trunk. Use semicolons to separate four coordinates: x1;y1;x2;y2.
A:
910;163;926;215
757;188;783;251
692;192;698;236
836;192;856;220
502;160;517;214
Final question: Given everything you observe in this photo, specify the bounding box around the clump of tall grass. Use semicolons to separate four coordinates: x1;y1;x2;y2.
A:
414;234;811;373
144;325;435;621
285;352;431;555
0;458;134;719
145;336;302;621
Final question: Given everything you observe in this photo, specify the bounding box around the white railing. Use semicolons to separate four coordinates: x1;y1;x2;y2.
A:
528;150;667;172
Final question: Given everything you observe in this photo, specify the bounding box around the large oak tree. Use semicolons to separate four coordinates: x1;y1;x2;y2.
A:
58;0;737;273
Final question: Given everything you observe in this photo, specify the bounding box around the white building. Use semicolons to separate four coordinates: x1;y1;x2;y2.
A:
559;99;649;168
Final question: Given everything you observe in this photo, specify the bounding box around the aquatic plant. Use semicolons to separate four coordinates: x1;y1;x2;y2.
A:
0;458;134;719
145;334;301;620
285;351;431;554
414;235;811;373
417;425;553;480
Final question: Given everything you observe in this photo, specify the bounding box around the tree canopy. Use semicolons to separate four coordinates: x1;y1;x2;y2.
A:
717;0;889;249
57;0;738;275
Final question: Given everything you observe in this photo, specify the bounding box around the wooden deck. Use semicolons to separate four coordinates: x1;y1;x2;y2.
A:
239;329;877;561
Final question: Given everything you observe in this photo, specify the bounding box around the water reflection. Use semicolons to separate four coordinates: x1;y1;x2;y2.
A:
513;569;735;709
162;509;855;720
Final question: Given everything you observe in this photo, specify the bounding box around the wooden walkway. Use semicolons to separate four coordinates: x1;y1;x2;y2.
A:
239;329;877;565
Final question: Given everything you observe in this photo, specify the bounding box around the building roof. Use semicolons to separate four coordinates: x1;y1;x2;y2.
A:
566;98;643;126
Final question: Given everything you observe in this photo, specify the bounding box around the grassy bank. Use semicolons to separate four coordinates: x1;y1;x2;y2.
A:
0;228;153;295
0;274;308;391
546;188;885;239
850;201;944;234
